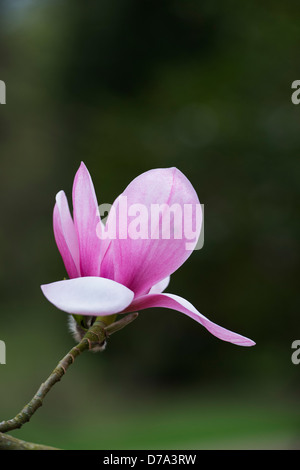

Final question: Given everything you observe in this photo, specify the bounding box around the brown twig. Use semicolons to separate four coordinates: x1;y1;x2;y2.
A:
0;431;59;450
0;313;138;439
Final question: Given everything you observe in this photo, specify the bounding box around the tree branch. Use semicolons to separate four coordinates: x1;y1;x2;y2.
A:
0;432;59;450
0;313;138;436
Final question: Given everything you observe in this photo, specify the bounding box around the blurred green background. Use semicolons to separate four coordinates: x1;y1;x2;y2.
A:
0;0;299;450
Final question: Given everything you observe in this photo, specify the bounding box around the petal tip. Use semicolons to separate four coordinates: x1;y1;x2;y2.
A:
79;161;88;172
55;190;66;204
244;339;256;347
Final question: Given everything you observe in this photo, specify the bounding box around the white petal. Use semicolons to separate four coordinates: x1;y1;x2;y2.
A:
149;276;170;294
41;277;134;316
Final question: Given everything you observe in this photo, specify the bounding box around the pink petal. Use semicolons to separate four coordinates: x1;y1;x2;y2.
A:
72;162;102;276
125;293;255;346
149;276;170;294
53;190;80;278
41;277;134;316
101;168;202;296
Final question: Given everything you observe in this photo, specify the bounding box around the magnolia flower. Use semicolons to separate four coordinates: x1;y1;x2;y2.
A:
41;162;255;347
